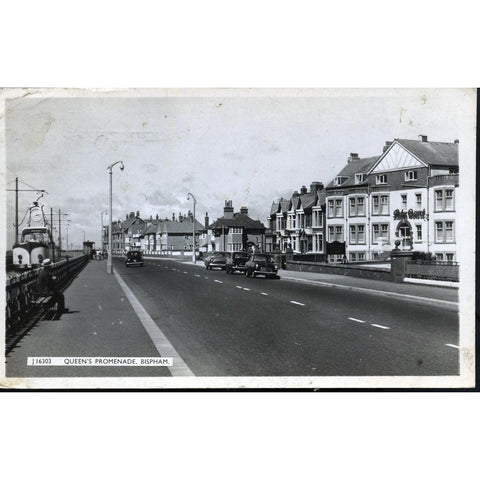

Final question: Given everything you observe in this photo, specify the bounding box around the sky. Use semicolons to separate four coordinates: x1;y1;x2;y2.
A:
4;89;473;249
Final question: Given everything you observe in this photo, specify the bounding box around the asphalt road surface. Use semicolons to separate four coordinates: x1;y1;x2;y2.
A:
112;257;459;376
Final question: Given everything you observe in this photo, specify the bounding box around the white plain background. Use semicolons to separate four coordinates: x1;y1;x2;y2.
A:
1;1;478;479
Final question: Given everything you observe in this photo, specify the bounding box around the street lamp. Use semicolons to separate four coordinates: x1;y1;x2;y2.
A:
107;161;125;274
187;192;197;263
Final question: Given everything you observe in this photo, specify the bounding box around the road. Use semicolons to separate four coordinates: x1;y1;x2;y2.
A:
111;257;458;376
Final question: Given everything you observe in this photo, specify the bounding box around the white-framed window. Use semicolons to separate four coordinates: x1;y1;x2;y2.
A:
229;242;242;252
435;220;455;243
355;173;365;184
446;253;455;262
230;227;243;234
416;224;423;241
328;225;343;242
416;193;422;209
436;253;444;261
401;194;407;210
358;252;365;261
313;233;323;252
349;196;365;217
372;223;389;243
405;170;418;182
334;176;347;186
312;209;323;228
349;252;356;262
376;174;387;185
435;188;455;212
372;194;389;215
328;198;343;218
328;254;344;263
349;224;365;244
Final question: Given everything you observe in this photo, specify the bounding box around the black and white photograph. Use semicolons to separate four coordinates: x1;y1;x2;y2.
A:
1;88;475;389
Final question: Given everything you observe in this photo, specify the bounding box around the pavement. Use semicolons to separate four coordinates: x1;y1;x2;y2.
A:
145;256;459;309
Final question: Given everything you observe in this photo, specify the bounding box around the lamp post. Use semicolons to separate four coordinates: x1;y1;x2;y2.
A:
107;161;125;274
187;193;197;263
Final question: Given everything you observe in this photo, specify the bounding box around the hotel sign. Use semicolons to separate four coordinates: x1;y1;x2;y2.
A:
393;209;428;220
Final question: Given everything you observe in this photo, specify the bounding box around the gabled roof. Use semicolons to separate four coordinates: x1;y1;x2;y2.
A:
209;213;265;231
326;156;379;189
279;199;291;214
161;219;204;234
291;195;301;210
395;139;458;166
299;192;316;211
270;201;279;216
122;215;145;232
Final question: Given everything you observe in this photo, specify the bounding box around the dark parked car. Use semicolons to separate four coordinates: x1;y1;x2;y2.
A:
125;250;144;267
245;253;279;278
204;251;227;270
226;251;250;274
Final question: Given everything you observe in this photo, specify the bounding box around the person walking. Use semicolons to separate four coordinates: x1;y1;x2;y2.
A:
37;259;67;313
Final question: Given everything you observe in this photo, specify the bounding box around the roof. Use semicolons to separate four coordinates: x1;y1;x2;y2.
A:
209;213;265;230
299;192;316;210
291;195;301;210
270;201;279;216
395;139;458;166
326;156;379;189
161;219;204;234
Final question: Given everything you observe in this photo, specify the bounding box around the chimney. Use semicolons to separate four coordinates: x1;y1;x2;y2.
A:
419;135;428;142
130;212;135;218
292;191;299;197
240;206;248;215
150;215;152;221
205;212;209;228
136;211;140;217
310;182;324;193
224;200;234;219
156;214;159;220
348;153;359;163
300;185;308;194
172;213;175;221
454;139;459;144
126;214;128;220
179;212;183;222
383;141;393;153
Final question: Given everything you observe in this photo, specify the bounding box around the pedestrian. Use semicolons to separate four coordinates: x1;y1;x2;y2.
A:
37;259;68;313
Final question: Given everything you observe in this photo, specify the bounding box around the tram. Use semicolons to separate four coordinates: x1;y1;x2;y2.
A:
12;200;53;269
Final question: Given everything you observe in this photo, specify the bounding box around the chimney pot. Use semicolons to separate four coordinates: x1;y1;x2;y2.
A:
240;206;248;215
419;135;428;142
454;139;459;144
300;185;308;194
348;153;359;162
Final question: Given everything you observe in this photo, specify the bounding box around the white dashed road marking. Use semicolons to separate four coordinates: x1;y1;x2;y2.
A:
290;301;305;306
184;271;188;274
113;268;194;376
371;323;390;330
236;286;243;289
194;274;201;278
261;292;268;296
445;343;460;349
214;280;223;283
348;317;365;323
243;288;250;291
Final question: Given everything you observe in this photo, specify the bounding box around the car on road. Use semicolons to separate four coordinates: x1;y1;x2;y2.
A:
244;253;279;278
226;251;250;274
125;250;144;267
204;251;227;270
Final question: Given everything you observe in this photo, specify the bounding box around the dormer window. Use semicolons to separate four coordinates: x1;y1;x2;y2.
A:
334;176;347;186
404;170;418;182
355;173;365;184
376;174;387;185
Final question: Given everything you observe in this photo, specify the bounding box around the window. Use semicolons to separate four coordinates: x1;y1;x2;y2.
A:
334;176;347;186
436;253;444;261
435;188;455;211
349;225;365;244
376;174;387;184
416;193;422;209
405;170;418;181
416;224;422;241
355;173;365;184
446;253;454;262
312;209;323;228
328;198;343;218
372;223;389;243
435;221;455;243
349;252;356;262
349;197;365;217
358;252;365;261
335;199;343;217
401;194;407;210
314;233;323;252
372;194;389;215
230;227;243;234
328;226;343;242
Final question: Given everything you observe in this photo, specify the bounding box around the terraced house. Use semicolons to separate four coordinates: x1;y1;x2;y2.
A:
269;182;326;255
325;136;459;262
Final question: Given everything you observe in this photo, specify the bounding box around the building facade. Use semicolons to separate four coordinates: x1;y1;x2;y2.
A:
325;136;459;262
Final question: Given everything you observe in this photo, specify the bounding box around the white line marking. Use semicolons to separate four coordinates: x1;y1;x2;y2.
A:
371;323;390;330
281;276;458;308
243;288;250;291
445;343;460;349
204;276;209;279
184;271;188;274
194;274;201;278
290;301;305;306
348;317;365;323
113;268;194;376
214;280;223;283
261;292;268;296
236;286;243;289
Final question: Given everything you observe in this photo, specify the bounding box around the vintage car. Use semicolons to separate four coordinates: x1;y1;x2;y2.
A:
244;253;279;278
225;251;250;274
204;251;227;270
125;250;144;267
